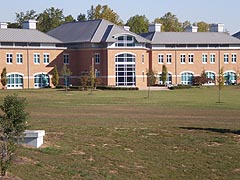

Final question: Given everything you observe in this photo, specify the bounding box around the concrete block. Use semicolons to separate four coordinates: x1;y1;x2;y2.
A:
23;130;45;148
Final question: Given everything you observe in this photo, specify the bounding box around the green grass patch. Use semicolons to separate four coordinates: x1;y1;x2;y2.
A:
0;86;239;179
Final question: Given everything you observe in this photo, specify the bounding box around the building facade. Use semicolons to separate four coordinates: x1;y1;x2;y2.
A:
1;19;240;89
0;21;65;89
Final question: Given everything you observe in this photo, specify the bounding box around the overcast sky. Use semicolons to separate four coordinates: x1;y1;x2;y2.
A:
0;0;239;34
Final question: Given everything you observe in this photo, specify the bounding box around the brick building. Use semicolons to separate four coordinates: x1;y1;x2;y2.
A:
1;19;240;89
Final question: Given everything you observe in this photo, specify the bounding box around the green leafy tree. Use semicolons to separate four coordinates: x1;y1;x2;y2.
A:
77;13;87;21
161;64;168;85
126;15;149;34
51;65;59;87
197;21;209;32
61;64;72;91
64;15;75;23
154;12;183;32
1;67;7;89
15;9;38;27
0;94;28;176
89;66;96;94
87;4;123;25
37;7;65;32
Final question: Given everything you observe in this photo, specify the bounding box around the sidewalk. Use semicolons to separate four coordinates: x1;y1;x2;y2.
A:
139;86;169;91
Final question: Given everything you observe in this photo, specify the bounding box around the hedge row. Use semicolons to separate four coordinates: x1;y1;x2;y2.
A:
55;85;139;91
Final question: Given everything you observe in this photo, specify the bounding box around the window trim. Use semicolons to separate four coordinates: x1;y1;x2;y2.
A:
180;54;186;64
63;54;69;64
43;53;50;64
232;53;237;63
95;53;100;64
6;53;13;64
166;54;172;64
188;53;194;64
210;53;216;64
202;53;208;64
223;53;229;64
16;53;23;64
158;54;164;64
34;53;40;64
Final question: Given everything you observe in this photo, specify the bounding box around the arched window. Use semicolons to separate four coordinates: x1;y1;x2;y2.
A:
7;73;23;89
115;35;135;47
115;53;136;86
181;72;193;85
34;73;50;88
159;73;172;85
224;71;236;85
206;72;216;85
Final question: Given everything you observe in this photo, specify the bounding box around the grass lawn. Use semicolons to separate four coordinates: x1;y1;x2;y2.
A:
1;86;240;180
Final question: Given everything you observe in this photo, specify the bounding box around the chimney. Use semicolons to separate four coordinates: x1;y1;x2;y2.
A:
185;26;198;32
124;26;130;31
23;20;38;30
210;23;224;32
0;22;8;29
149;23;162;32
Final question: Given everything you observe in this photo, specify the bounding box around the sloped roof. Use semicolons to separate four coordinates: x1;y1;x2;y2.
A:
232;31;240;39
141;32;240;45
47;19;150;44
0;28;62;43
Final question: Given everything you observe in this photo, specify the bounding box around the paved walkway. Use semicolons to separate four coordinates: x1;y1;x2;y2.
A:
139;86;169;91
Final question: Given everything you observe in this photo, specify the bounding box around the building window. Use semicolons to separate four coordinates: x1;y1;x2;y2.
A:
188;54;194;63
95;70;100;77
210;54;215;63
34;54;40;64
158;54;164;64
167;54;172;64
16;53;23;64
181;72;193;85
95;53;100;64
180;54;186;64
206;72;215;84
34;73;50;88
115;53;136;86
7;74;23;89
159;73;172;85
43;54;50;64
115;35;135;47
232;54;237;63
224;54;229;63
6;53;13;64
224;71;236;85
142;54;144;64
202;54;207;64
63;54;69;64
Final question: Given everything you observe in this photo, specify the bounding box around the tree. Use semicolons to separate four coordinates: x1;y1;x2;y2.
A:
15;9;38;27
197;21;209;32
182;20;192;31
192;70;208;85
77;13;87;21
87;4;123;25
146;69;157;98
64;15;75;23
37;7;65;32
1;68;7;89
154;12;183;32
161;64;168;85
51;65;59;87
217;67;224;103
61;64;72;91
0;94;28;176
126;15;149;34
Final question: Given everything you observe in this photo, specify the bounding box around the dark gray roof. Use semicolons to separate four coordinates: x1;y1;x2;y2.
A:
232;31;240;39
47;19;150;44
141;32;240;45
0;28;62;43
